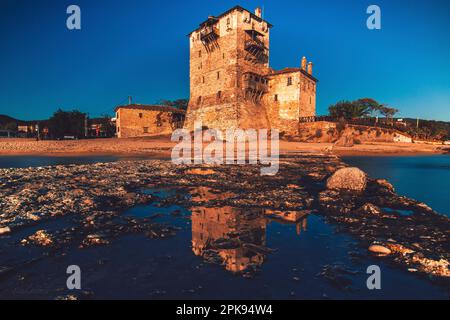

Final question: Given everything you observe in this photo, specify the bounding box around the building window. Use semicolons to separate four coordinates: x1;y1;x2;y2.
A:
217;91;222;101
198;50;202;58
117;127;120;132
139;113;143;118
202;76;205;84
143;127;149;133
274;94;278;102
116;112;119;119
197;96;202;105
287;77;292;86
223;53;225;59
310;97;312;104
217;71;220;80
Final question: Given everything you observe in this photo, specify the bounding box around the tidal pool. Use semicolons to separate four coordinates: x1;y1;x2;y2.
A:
0;188;447;300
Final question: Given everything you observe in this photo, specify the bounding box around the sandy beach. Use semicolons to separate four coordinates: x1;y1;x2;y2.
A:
0;136;447;158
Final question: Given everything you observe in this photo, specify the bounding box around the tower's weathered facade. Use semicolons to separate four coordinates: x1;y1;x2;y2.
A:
185;5;317;133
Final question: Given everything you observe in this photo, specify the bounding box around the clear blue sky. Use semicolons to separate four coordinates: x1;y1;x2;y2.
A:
1;0;449;120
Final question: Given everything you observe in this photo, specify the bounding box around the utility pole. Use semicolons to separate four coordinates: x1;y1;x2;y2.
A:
84;115;88;138
36;123;40;141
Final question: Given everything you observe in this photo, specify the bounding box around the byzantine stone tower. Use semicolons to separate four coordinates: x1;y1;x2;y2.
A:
184;5;317;133
184;6;272;130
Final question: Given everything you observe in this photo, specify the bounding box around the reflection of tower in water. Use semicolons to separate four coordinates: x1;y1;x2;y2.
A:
191;206;266;273
190;187;310;273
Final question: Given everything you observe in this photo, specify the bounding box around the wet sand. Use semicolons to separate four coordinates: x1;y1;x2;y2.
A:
0;136;446;158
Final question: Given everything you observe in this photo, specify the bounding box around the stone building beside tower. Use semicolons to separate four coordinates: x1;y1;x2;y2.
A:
184;5;317;133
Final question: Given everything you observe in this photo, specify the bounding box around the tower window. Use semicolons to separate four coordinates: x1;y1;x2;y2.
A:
197;96;202;105
217;71;220;80
143;127;149;133
139;113;143;118
198;50;202;58
274;94;278;102
287;77;292;86
202;76;205;84
217;91;222;101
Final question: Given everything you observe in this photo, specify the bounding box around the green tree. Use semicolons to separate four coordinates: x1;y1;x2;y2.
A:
160;99;189;111
48;109;86;139
97;114;116;137
355;98;382;117
328;101;370;119
379;105;399;124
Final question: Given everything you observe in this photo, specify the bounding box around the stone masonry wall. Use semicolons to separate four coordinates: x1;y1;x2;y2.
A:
262;70;316;134
116;108;176;138
265;71;300;133
185;7;317;133
295;121;412;143
185;8;271;131
299;72;316;118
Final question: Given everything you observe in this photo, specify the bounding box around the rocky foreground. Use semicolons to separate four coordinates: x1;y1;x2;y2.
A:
0;153;449;284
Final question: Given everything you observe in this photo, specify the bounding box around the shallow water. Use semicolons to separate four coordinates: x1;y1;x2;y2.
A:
342;155;450;216
0;155;449;299
0;188;447;300
0;155;127;168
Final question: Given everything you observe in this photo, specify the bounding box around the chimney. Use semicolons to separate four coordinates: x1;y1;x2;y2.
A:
307;62;313;75
301;56;307;71
255;7;262;18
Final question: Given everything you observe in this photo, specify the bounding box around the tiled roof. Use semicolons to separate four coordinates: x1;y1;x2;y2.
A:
115;104;186;114
268;68;301;75
267;68;318;82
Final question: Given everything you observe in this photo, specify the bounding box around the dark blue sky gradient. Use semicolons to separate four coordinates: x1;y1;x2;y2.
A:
0;0;449;120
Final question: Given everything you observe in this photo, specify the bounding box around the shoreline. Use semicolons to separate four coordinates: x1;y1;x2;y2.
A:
0;137;447;158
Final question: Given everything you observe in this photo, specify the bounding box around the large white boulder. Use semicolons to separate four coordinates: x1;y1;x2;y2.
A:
326;167;367;192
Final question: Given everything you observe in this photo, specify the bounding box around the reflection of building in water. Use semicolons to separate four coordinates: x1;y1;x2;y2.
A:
190;186;236;203
264;209;308;236
191;206;266;273
189;187;311;273
296;217;308;236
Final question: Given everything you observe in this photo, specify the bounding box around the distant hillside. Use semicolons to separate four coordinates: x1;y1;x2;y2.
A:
401;118;450;141
0;114;23;125
402;118;450;127
0;115;42;126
